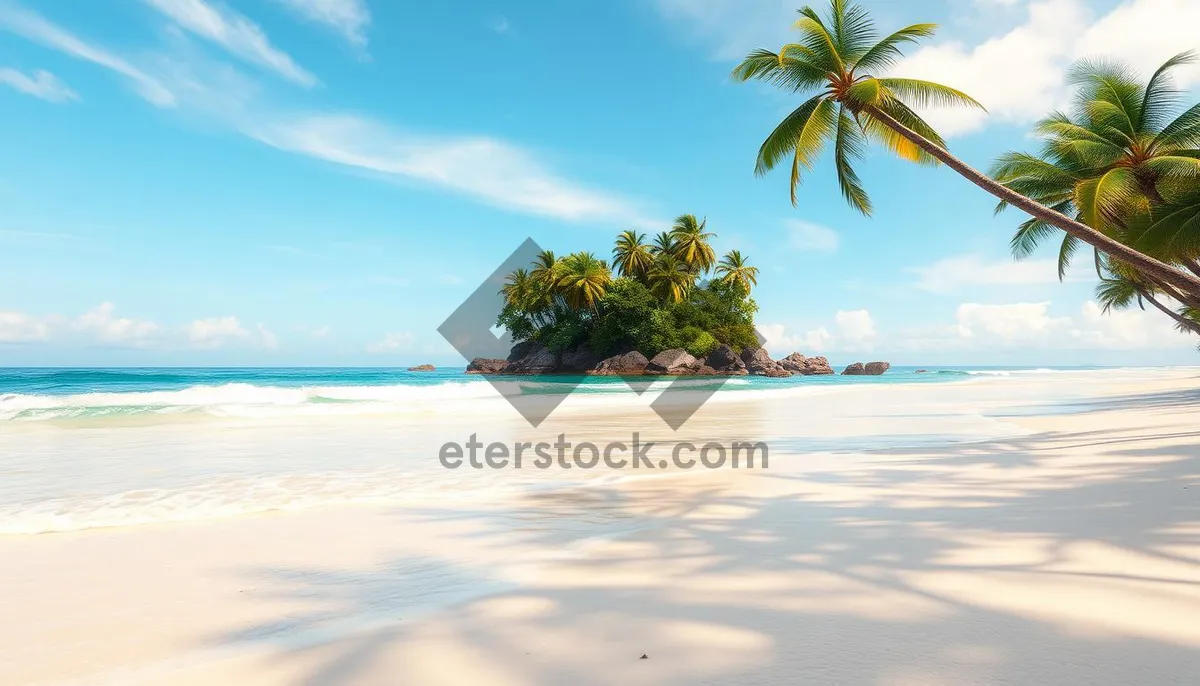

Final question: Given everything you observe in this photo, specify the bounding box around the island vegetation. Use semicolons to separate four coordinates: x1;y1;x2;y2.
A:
497;214;761;360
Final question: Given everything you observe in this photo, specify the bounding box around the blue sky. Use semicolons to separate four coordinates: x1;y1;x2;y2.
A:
0;0;1197;366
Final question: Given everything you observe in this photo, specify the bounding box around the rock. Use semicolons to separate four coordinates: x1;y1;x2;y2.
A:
645;348;699;375
506;340;538;363
864;361;891;376
741;346;792;377
778;352;834;376
706;344;747;374
504;343;558;374
466;358;506;374
691;365;720;376
407;364;436;371
590;350;649;375
842;362;866;376
915;369;929;374
560;345;599;372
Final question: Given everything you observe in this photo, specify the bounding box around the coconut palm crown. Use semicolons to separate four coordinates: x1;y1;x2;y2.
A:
731;0;982;214
715;250;760;294
612;230;655;280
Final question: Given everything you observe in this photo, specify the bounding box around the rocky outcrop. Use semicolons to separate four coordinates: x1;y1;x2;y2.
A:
560;345;600;372
864;361;891;376
778;353;835;376
407;364;436;371
706;344;748;375
741;347;792;377
843;361;890;376
590;350;650;375
645;348;699;375
915;369;929;374
466;358;506;374
506;341;538;363
504;343;558;373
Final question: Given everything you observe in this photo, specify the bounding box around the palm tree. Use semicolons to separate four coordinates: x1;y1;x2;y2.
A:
555;252;611;310
731;0;1200;299
501;268;535;308
670;214;717;273
1095;258;1200;335
612;230;655;280
647;253;693;303
992;53;1200;309
715;250;760;293
650;231;677;257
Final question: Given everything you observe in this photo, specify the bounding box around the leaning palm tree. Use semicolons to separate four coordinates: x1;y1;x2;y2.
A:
670;214;718;273
612;230;655;280
1096;258;1200;335
731;0;1200;299
992;53;1200;307
714;250;760;293
646;253;694;304
555;252;611;310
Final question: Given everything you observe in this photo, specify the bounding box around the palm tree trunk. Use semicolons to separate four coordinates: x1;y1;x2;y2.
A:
1141;273;1200;312
1185;260;1200;279
1137;287;1200;336
862;105;1200;299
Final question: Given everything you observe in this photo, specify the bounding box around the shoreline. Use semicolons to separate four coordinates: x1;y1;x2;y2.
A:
1;369;1199;683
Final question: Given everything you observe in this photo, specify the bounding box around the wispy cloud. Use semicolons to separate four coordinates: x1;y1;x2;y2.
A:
786;219;839;253
908;254;1061;293
0;309;52;343
0;67;78;102
0;3;175;106
367;331;414;353
489;15;511;35
143;0;317;86
186;315;250;348
74;303;159;346
246;114;654;225
275;0;370;47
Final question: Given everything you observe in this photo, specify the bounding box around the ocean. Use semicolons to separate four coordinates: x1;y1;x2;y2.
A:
0;365;995;422
0;365;1136;536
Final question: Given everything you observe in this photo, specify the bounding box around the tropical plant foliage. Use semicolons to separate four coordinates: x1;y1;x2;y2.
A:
497;217;760;357
731;0;983;214
733;0;1200;305
992;52;1200;336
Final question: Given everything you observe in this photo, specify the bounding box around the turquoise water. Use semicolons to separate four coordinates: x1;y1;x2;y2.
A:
0;365;998;422
0;365;1112;422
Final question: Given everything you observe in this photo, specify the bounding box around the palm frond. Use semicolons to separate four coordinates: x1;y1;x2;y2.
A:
877;78;984;110
753;94;832;176
1140;51;1195;131
851;23;936;73
834;104;871;215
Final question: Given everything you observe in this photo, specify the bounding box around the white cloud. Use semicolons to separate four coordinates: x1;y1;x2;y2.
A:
144;0;317;86
187;316;250;348
0;3;175;106
0;310;51;343
274;0;369;47
247;114;653;225
760;309;877;355
661;0;1200;137
935;300;1191;350
74;303;159;346
0;67;78;102
908;254;1061;293
489;15;511;34
256;323;279;350
786;219;839;253
896;0;1200;136
367;331;414;353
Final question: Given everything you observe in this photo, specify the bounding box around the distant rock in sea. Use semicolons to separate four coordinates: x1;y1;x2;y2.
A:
864;362;891;375
407;364;436;371
843;361;891;376
778;352;834;376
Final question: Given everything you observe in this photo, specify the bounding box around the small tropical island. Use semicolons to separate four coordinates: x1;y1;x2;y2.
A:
465;214;889;377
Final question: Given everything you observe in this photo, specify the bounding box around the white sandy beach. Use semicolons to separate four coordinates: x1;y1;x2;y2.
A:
2;369;1199;685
